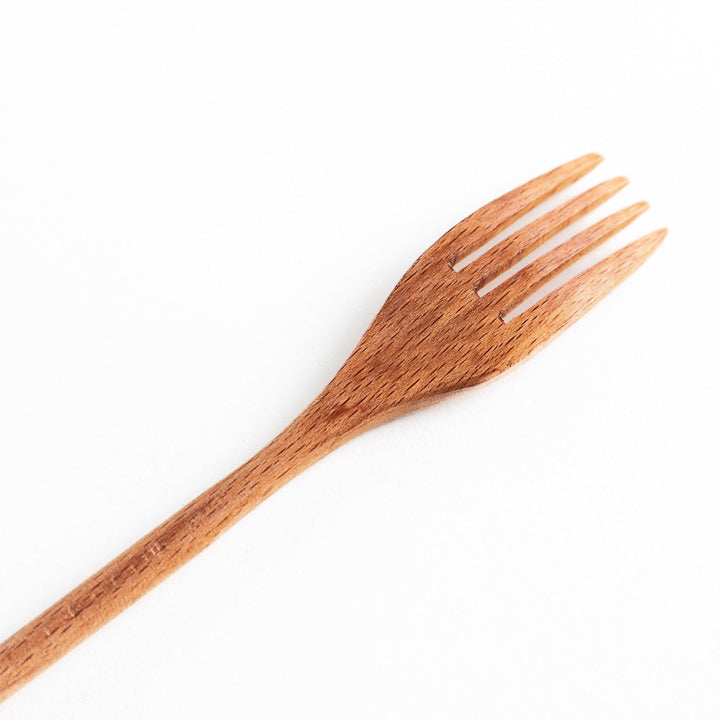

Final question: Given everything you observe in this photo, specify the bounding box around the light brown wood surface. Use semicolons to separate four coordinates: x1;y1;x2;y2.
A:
0;154;665;703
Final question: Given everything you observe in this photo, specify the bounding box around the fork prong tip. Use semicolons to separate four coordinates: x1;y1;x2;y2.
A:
570;153;604;174
642;227;668;249
608;175;630;191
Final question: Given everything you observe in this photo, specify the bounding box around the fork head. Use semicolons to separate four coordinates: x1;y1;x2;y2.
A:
326;154;665;423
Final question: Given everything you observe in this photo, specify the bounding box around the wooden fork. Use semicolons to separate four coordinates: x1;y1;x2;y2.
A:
0;154;665;702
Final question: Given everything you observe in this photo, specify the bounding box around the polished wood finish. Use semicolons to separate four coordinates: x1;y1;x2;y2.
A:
0;154;665;702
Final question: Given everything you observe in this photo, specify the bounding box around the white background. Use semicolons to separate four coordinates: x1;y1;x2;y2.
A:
1;1;718;717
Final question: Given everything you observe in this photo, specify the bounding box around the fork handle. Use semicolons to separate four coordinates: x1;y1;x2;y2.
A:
0;395;365;703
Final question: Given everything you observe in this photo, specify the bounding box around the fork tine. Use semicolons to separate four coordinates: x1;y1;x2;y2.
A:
465;177;628;287
435;153;603;264
491;201;649;316
506;229;667;343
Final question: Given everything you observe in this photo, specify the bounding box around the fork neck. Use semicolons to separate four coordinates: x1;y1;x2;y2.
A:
254;355;426;481
264;384;385;472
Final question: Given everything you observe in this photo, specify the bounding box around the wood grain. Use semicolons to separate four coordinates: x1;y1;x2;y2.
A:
0;154;665;703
